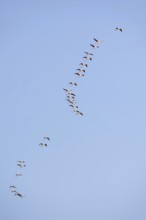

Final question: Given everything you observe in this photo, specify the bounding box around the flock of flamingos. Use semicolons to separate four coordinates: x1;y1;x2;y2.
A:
9;27;123;198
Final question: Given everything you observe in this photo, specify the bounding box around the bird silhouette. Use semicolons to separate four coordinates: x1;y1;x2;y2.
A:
17;164;23;168
44;137;50;141
73;110;83;116
69;105;78;108
17;160;25;163
14;192;25;198
90;44;99;49
70;93;76;96
79;63;88;67
115;27;123;32
76;69;85;72
68;82;77;86
83;56;92;61
66;95;75;99
63;88;73;93
14;173;22;177
66;99;75;104
93;38;102;44
9;185;16;188
84;52;94;56
75;73;85;77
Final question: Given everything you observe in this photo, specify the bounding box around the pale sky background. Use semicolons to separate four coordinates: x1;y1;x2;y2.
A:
1;0;146;219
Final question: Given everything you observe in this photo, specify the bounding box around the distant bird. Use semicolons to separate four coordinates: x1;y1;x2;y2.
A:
15;173;22;177
9;185;16;188
17;164;23;168
84;52;94;56
39;143;47;147
79;63;88;67
63;88;73;93
66;95;75;99
93;38;102;44
70;93;76;96
90;44;99;49
69;82;77;86
14;192;25;198
76;69;85;72
64;89;76;95
17;160;25;163
17;163;26;168
115;27;123;32
63;88;69;92
69;104;78;108
68;92;75;96
44;137;50;141
66;99;75;104
75;73;85;77
83;56;92;61
73;110;83;116
79;112;83;116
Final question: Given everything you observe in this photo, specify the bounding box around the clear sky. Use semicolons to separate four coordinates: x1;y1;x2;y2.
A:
1;0;146;219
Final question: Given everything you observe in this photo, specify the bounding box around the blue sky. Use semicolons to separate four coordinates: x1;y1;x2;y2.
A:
1;0;146;219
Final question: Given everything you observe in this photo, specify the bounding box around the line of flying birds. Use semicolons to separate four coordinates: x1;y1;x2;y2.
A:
63;37;103;116
39;136;50;147
63;27;123;116
9;27;122;199
9;160;26;198
9;136;50;198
